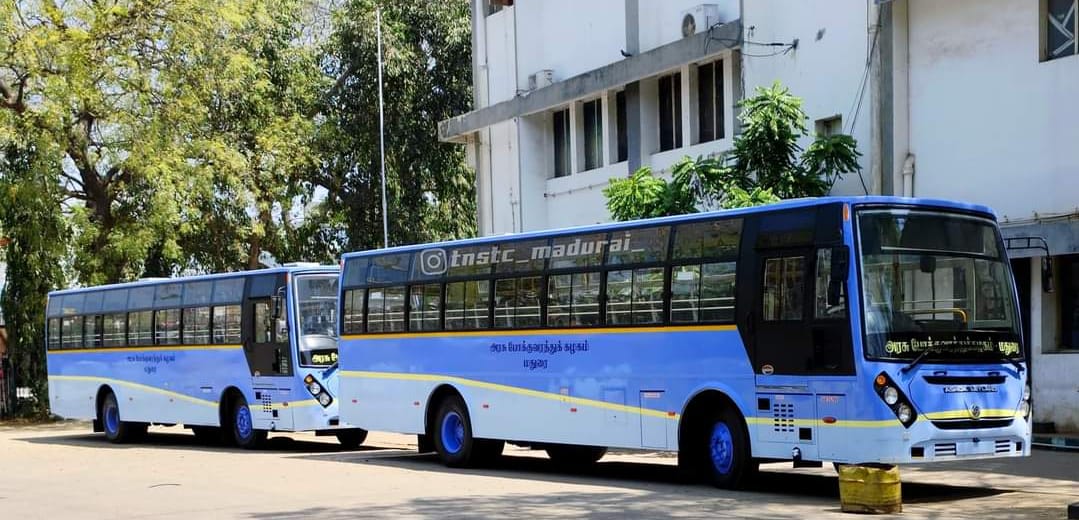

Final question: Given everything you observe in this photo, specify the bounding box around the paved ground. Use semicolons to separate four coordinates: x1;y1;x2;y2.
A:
0;422;1076;519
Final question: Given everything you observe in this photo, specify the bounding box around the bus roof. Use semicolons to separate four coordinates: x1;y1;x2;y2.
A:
49;265;338;297
341;196;997;260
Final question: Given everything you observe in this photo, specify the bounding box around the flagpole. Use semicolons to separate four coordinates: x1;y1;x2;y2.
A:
376;5;389;249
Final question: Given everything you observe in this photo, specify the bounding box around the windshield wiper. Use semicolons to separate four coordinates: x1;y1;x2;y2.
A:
995;353;1024;373
900;350;931;374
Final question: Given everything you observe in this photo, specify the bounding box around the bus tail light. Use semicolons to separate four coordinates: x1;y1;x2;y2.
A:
874;372;917;428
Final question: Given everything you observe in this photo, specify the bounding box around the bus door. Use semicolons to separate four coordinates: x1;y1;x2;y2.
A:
243;274;295;430
742;207;854;460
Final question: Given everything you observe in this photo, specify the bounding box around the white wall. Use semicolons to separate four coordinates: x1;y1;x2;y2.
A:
907;0;1079;222
514;0;626;87
638;0;740;53
741;0;874;196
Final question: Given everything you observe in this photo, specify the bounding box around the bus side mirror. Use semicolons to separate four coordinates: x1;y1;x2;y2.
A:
828;247;849;306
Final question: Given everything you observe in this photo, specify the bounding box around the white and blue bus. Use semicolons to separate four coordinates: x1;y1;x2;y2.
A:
336;197;1030;488
46;265;366;448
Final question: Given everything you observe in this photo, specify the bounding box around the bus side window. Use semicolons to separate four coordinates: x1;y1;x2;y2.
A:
47;318;61;350
254;301;273;343
213;305;241;344
762;256;805;321
815;248;847;318
86;315;103;348
342;289;365;334
103;313;126;347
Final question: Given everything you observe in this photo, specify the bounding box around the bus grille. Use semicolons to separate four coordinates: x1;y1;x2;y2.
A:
994;440;1012;454
931;419;1013;430
261;393;273;413
773;402;795;433
933;443;957;457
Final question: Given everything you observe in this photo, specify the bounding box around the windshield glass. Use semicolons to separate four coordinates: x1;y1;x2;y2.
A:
857;209;1021;361
295;274;338;366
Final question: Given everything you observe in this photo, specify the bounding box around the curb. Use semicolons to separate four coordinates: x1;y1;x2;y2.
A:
1031;435;1079;452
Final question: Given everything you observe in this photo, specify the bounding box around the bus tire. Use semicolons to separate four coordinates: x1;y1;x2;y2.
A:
545;444;607;466
432;395;477;467
230;395;266;449
335;429;369;449
700;407;757;489
99;391;142;444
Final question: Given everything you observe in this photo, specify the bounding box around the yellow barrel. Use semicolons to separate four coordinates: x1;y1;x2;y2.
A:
837;464;902;514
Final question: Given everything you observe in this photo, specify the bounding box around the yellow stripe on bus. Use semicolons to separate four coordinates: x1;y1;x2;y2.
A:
341;324;737;341
47;344;243;355
50;375;321;410
340;370;680;420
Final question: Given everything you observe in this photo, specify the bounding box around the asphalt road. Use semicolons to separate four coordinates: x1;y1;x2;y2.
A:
1;422;1076;519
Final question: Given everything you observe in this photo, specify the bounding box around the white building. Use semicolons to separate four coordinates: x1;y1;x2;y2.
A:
440;0;1079;432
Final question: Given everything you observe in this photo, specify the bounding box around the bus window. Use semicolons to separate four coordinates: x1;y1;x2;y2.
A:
183;307;211;344
47;318;61;350
86;315;103;348
762;256;805;321
700;262;736;322
572;272;602;326
102;314;126;347
155;308;181;345
410;284;441;331
550;233;607;270
128;311;153;345
446;280;489;330
254;301;273;344
212;305;241;344
61;315;83;349
607;226;670;265
342;289;365;334
605;269;663;325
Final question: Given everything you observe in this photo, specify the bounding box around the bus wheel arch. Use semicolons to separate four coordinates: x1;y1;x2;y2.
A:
95;385;145;443
678;389;757;489
424;384;502;467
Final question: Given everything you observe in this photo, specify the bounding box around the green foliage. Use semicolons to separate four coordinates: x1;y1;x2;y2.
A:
0;136;67;418
604;82;863;221
313;0;476;252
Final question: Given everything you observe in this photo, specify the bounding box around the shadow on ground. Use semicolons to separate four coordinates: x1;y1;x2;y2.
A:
292;450;1004;505
16;429;391;455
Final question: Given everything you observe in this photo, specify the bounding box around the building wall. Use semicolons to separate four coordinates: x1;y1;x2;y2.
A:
742;0;876;196
907;0;1079;221
906;0;1079;431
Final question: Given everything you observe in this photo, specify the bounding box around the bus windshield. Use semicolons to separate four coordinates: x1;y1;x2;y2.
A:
295;274;339;366
857;209;1022;361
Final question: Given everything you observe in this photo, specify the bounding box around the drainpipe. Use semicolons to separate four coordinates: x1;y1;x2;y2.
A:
902;153;915;197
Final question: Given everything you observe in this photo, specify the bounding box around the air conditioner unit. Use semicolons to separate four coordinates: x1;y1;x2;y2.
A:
681;4;721;38
528;69;555;91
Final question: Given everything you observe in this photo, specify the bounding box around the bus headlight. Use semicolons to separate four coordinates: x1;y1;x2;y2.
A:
896;403;913;424
883;387;899;406
1023;385;1031;402
1020;400;1031;419
318;392;333;407
308;382;322;396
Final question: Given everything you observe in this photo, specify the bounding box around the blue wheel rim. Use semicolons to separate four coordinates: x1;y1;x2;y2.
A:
236;405;253;441
440;411;465;454
710;422;735;475
104;400;120;435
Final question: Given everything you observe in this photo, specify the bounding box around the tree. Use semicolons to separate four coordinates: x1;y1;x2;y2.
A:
604;82;861;220
0;136;67;418
0;0;292;284
313;0;476;254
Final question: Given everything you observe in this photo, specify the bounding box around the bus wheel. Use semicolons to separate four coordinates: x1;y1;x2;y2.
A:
100;391;144;443
545;445;607;466
433;395;476;467
703;408;757;489
230;396;266;449
335;429;369;449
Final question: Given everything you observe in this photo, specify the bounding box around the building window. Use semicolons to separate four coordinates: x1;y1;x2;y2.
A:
582;99;603;171
485;0;512;16
697;60;724;143
553;108;571;177
1046;0;1077;60
658;72;683;151
815;115;843;137
616;90;628;162
1059;256;1079;349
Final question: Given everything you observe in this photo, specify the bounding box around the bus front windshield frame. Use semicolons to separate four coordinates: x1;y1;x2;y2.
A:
294;274;339;367
857;208;1022;363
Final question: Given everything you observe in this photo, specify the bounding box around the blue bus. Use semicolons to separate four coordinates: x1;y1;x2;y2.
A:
46;265;366;449
336;197;1030;488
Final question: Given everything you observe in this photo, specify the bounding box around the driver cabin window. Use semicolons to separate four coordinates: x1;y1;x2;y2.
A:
763;256;805;321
